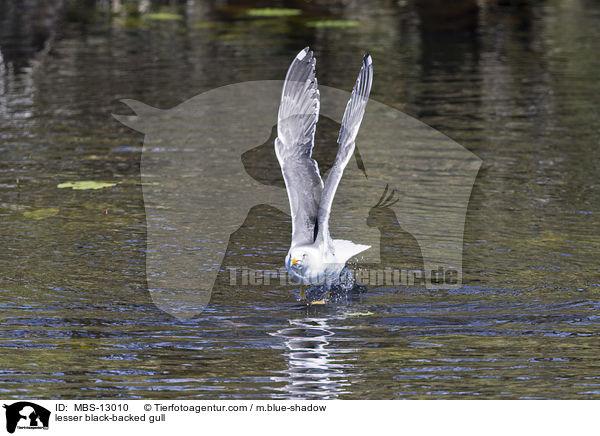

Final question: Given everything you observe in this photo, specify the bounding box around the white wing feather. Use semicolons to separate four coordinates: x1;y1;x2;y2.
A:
316;54;373;251
275;47;324;247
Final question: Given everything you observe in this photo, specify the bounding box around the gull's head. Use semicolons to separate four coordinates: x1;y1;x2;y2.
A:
285;246;321;284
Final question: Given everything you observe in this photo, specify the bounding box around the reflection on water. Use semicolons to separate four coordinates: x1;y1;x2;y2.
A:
1;0;600;399
271;317;352;399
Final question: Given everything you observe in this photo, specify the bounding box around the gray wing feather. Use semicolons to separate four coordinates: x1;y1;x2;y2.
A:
316;54;373;246
275;47;324;247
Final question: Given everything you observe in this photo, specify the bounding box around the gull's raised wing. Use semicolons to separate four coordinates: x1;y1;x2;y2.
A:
275;47;324;247
316;54;373;247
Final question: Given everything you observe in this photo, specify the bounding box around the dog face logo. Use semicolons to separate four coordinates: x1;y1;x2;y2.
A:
3;402;50;433
114;81;481;318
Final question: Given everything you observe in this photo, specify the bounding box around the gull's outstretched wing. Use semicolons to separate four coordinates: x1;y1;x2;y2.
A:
275;47;324;247
316;54;373;246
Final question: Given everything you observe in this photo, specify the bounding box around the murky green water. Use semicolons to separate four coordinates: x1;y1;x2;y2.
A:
1;0;599;399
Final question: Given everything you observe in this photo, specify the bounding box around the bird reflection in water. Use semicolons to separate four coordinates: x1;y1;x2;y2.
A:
270;317;354;399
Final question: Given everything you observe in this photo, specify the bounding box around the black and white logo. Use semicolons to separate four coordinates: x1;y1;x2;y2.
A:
3;402;50;434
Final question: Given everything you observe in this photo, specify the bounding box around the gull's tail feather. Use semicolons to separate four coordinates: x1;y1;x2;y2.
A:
332;239;371;264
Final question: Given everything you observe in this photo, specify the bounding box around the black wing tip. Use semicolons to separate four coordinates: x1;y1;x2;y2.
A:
296;47;313;61
283;47;316;85
293;47;316;72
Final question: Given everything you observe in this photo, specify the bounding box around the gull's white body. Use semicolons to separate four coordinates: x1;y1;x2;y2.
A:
275;47;373;286
285;239;370;286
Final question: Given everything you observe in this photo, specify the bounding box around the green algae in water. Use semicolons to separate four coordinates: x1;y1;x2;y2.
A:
23;208;59;220
57;181;117;190
247;8;301;17
307;20;360;28
142;13;183;21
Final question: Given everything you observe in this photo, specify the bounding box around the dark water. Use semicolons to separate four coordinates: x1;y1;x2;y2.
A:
1;0;599;399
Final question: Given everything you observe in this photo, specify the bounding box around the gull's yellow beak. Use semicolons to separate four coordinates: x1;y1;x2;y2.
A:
291;258;299;265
